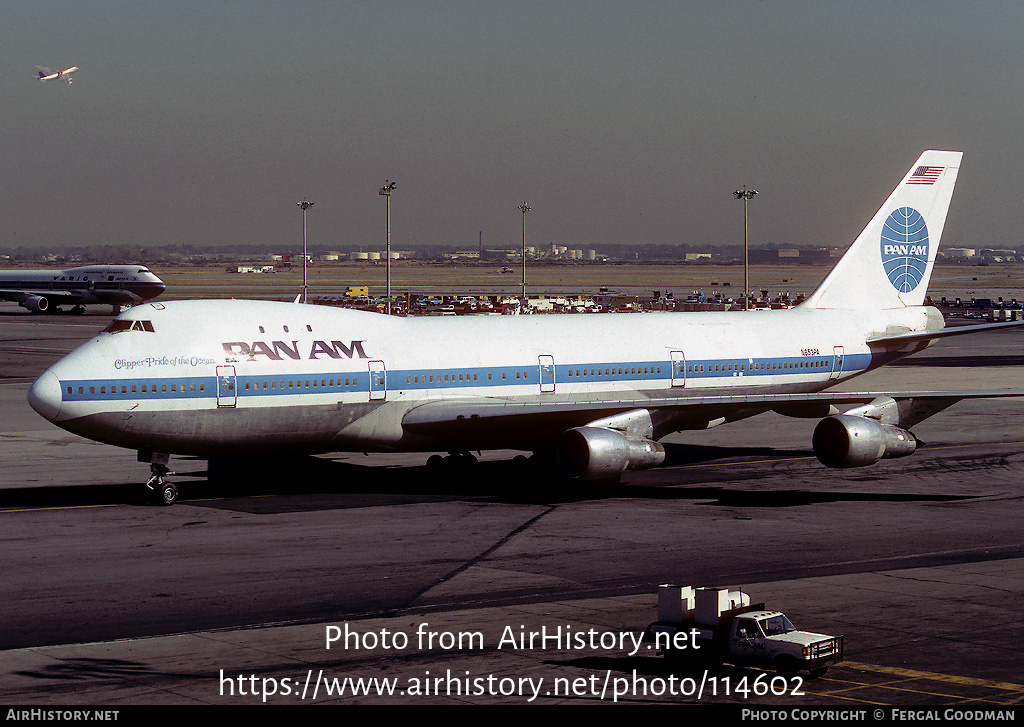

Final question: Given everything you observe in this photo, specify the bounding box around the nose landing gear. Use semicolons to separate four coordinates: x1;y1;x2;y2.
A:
139;451;178;505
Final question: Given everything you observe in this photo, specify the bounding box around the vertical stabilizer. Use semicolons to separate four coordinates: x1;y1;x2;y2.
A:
801;150;962;310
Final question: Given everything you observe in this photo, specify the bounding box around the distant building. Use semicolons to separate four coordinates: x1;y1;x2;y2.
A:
685;252;712;261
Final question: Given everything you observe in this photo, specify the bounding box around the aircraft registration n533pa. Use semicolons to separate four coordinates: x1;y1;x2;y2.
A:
26;151;1024;505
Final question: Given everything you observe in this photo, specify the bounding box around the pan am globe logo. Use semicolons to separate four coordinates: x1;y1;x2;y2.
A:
880;207;929;293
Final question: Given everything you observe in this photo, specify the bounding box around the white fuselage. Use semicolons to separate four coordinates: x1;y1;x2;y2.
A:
0;265;165;311
28;299;938;457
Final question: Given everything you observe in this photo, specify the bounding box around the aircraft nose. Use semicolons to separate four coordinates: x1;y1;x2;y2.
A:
27;371;63;421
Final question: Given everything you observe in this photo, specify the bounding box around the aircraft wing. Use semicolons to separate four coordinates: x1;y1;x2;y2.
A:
402;389;1024;445
0;289;85;303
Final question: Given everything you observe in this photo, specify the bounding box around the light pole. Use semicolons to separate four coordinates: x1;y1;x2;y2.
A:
297;199;314;303
733;186;757;310
519;202;531;301
379;180;396;315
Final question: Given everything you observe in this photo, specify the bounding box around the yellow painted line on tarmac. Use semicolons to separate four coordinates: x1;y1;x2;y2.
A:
0;493;278;514
843;661;1024;693
0;503;123;514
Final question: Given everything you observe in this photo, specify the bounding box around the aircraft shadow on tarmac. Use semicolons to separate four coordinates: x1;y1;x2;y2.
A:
890;355;1024;367
11;657;166;683
0;442;972;512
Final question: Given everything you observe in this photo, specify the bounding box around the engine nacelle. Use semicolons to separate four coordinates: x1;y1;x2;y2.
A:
812;414;917;468
557;426;666;480
21;295;50;313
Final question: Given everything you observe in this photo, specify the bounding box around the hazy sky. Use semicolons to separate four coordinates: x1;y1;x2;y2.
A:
2;1;1022;253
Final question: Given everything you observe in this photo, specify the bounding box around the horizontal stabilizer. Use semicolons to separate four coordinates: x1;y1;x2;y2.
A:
867;319;1024;347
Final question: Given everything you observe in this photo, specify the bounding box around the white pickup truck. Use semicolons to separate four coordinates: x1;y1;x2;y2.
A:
644;585;844;678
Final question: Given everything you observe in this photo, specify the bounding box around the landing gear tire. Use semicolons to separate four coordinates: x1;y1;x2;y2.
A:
144;462;177;505
156;482;179;506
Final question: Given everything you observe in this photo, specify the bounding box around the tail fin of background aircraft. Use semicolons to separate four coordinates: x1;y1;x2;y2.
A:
800;150;962;310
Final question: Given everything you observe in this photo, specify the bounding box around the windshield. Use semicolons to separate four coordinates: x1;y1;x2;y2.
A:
760;615;796;635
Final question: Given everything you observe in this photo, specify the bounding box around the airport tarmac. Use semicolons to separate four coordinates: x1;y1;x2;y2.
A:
0;308;1022;705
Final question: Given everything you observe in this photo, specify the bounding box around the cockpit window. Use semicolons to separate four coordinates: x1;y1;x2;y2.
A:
104;320;155;333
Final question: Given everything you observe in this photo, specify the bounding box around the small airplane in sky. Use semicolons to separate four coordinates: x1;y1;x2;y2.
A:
36;65;78;84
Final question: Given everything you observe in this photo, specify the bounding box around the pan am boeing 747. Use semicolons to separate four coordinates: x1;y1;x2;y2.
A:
26;151;1024;504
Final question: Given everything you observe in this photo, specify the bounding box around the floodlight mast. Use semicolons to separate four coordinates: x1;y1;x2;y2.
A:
733;186;757;310
297;199;314;304
379;181;397;315
519;202;531;301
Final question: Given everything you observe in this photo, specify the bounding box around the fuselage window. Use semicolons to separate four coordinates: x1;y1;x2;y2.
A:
272;382;277;389
100;386;106;394
89;386;95;394
122;385;128;394
200;384;205;392
161;385;167;393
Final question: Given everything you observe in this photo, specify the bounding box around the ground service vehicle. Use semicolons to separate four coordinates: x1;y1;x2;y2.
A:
644;585;844;678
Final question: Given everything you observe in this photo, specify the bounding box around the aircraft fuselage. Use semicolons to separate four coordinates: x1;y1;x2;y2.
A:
27;299;940;457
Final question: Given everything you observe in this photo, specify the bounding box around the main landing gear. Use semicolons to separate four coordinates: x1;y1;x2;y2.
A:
139;451;177;505
425;451;479;474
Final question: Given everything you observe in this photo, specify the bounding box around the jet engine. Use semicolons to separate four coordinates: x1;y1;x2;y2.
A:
21;296;50;313
812;414;917;468
557;426;666;480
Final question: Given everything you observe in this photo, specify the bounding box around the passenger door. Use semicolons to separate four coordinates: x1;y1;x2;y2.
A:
216;365;237;408
538;355;555;393
369;360;387;401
